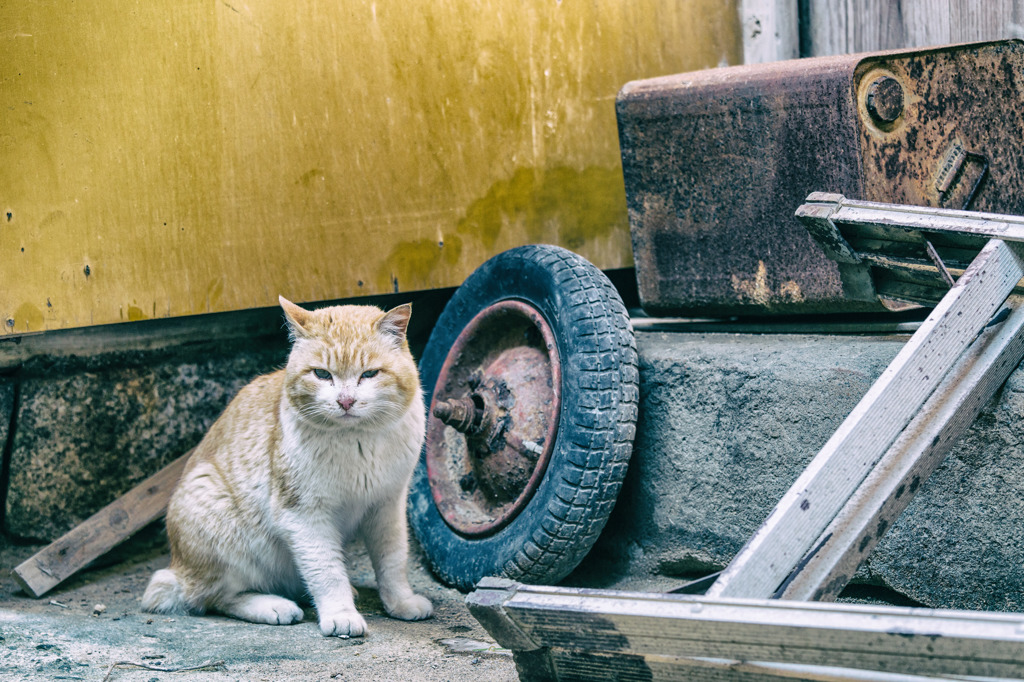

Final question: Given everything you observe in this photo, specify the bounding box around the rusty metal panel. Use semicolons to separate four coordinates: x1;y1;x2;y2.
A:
856;44;1024;214
619;40;1024;316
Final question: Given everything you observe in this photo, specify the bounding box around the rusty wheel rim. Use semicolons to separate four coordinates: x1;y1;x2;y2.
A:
425;300;562;538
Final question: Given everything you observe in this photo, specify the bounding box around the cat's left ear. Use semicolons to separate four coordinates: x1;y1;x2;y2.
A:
280;296;314;339
377;303;412;343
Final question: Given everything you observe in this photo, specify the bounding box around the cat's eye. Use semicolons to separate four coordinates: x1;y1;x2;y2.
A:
360;369;380;380
312;368;332;380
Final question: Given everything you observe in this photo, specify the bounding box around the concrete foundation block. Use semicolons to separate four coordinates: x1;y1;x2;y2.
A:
592;330;1024;611
4;347;285;541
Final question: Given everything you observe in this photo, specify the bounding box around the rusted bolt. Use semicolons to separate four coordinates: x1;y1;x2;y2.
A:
505;432;544;461
433;397;485;434
865;76;904;124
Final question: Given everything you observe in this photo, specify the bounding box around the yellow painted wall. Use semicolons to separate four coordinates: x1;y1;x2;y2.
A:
1;1;740;334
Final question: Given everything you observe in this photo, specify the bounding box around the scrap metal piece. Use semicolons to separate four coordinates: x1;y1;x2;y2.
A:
924;240;956;286
618;40;1024;315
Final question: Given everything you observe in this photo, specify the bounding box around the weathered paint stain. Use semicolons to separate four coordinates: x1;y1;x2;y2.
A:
376;165;629;292
730;261;805;307
456;166;627;250
376;235;464;293
205;278;225;312
0;0;741;334
14;303;44;332
126;305;148;322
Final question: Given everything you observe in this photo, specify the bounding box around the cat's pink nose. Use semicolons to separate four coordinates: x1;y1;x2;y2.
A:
337;396;356;411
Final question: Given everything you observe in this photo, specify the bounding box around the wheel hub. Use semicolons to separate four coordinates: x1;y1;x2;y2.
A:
426;300;561;537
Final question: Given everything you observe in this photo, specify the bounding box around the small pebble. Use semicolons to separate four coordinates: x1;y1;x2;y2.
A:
92;604;106;616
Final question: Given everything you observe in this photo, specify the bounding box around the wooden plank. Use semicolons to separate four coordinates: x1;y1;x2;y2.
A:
630;317;923;335
950;0;1024;44
468;579;1024;679
799;193;1024;306
804;0;935;57
779;296;1024;601
802;0;1024;57
707;237;1024;599
850;238;978;265
538;647;1009;681
797;194;1024;246
542;648;1022;681
856;254;958;288
850;254;1024;304
12;450;191;598
740;0;799;64
873;277;951;307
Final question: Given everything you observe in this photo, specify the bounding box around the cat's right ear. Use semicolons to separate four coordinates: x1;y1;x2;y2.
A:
377;303;412;343
279;296;313;340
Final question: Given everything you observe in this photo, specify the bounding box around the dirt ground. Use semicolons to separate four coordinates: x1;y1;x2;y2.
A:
0;531;519;682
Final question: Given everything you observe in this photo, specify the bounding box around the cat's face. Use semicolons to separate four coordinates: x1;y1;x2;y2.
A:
279;298;420;430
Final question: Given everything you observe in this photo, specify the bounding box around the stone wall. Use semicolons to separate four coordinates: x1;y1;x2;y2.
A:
590;330;1024;612
1;337;289;542
4;344;289;541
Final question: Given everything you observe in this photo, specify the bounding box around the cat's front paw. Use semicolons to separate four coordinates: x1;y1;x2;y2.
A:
385;593;433;621
318;608;367;638
222;593;304;626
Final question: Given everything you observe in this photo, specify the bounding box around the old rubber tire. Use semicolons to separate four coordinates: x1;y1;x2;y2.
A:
409;245;638;590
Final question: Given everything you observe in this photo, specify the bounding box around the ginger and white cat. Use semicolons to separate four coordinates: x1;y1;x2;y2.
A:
141;297;432;637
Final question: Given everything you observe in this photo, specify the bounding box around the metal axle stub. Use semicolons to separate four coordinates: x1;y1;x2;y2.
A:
433;397;486;435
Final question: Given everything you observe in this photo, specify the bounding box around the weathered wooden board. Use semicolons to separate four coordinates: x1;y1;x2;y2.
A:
779;296;1024;601
468;578;1024;680
803;0;1024;56
12;450;191;598
798;193;1024;247
520;648;1013;681
707;237;1024;599
797;193;1024;306
740;0;799;64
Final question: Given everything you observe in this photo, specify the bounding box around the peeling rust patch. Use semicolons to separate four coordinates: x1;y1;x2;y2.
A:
731;261;805;306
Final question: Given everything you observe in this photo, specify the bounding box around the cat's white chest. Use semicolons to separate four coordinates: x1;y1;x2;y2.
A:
278;401;424;513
